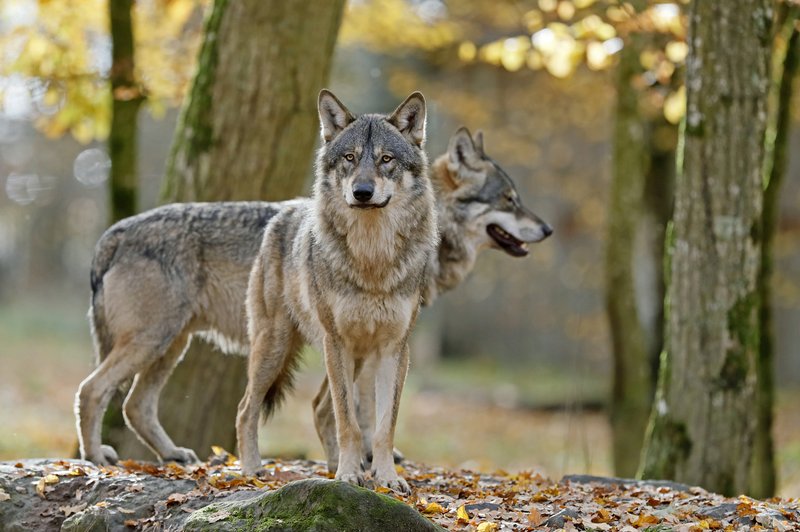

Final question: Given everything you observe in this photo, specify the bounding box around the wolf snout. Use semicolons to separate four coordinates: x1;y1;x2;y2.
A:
542;223;553;238
353;182;375;203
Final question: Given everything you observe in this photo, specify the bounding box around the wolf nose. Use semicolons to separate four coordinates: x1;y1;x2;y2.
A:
353;183;374;202
542;224;553;238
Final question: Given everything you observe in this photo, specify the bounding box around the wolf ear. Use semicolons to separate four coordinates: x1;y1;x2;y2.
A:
318;89;355;142
448;127;482;168
387;92;426;147
473;130;485;156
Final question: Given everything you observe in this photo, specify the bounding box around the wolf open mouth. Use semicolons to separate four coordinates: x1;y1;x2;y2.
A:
487;224;529;257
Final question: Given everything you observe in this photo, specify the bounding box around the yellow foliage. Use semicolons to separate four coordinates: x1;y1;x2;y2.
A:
0;0;206;143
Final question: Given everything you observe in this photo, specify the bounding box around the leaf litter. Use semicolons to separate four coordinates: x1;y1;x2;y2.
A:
2;451;798;530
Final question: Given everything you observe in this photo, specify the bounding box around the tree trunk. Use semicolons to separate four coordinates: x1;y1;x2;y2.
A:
606;28;653;478
106;0;345;460
750;5;799;499
639;0;772;496
108;0;143;223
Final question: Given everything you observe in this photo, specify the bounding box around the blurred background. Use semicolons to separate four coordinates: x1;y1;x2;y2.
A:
1;0;798;496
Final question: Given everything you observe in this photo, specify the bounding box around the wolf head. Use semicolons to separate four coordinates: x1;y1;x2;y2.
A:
434;128;552;257
315;89;429;211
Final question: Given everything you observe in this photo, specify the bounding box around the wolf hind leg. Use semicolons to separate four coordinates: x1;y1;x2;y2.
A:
75;342;158;465
122;329;199;464
236;312;302;476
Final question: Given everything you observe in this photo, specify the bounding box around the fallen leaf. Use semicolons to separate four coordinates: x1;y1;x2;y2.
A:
60;503;87;517
631;513;660;527
477;523;498;532
124;519;138;527
14;463;23;468
43;474;59;484
35;478;46;498
592;507;613;523
457;505;470;524
528;507;543;525
423;502;446;514
166;493;188;506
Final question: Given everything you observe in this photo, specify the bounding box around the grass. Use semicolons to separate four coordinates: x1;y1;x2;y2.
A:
1;297;799;497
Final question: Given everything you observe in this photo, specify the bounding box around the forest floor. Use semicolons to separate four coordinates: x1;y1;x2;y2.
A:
1;455;798;531
1;297;800;499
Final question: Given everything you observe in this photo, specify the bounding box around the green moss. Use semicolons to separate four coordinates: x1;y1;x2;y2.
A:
640;414;692;481
719;291;759;391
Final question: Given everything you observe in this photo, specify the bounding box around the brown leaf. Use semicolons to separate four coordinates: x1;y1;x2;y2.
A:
528;507;543;526
60;503;87;517
166;492;189;506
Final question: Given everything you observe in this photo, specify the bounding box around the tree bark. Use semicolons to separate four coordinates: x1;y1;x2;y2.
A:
639;0;772;496
106;0;345;459
606;28;654;478
108;0;143;223
750;5;799;499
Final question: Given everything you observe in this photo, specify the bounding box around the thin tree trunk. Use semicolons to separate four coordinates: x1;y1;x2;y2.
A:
639;0;772;496
606;27;653;477
99;0;144;454
750;4;799;499
106;0;346;460
108;0;142;224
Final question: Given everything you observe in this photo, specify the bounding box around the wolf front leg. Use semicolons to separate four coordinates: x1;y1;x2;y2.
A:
236;309;302;477
323;334;366;486
370;343;411;493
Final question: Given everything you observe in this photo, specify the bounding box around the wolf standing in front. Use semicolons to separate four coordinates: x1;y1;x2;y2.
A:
236;90;437;492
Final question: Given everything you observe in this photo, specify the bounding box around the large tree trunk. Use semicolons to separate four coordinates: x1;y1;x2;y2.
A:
108;0;143;223
750;5;799;499
638;0;772;496
107;0;345;460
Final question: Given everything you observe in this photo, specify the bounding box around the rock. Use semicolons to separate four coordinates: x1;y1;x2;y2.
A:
561;474;693;493
0;459;215;531
543;507;579;527
184;478;444;532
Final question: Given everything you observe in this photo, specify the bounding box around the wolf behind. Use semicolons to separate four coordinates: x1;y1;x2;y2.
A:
74;130;552;468
236;90;437;492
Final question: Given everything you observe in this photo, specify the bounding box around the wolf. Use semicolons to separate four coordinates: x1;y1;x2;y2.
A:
312;125;553;471
74;124;551;470
236;89;438;492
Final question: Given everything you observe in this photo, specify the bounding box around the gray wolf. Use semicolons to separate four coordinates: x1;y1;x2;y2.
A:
236;89;438;492
74;127;551;470
312;125;553;471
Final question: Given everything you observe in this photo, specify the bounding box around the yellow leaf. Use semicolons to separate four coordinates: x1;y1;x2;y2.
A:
211;445;227;456
477;522;498;532
43;474;59;484
456;505;470;523
423;502;446;514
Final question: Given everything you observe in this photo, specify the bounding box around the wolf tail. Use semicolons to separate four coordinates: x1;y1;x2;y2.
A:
260;351;303;422
245;252;304;422
88;227;124;365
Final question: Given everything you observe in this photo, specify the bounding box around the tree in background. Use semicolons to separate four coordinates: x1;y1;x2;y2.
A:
108;0;143;223
639;0;772;495
104;0;346;459
751;3;800;498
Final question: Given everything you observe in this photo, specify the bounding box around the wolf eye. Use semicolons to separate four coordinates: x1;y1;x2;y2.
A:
381;154;393;163
344;153;355;162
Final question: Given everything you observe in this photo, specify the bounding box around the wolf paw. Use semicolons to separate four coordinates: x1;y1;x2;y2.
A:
162;447;199;465
101;445;119;465
336;470;367;487
373;473;409;495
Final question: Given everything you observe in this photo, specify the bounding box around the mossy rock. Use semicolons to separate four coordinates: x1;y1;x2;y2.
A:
183;478;444;532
